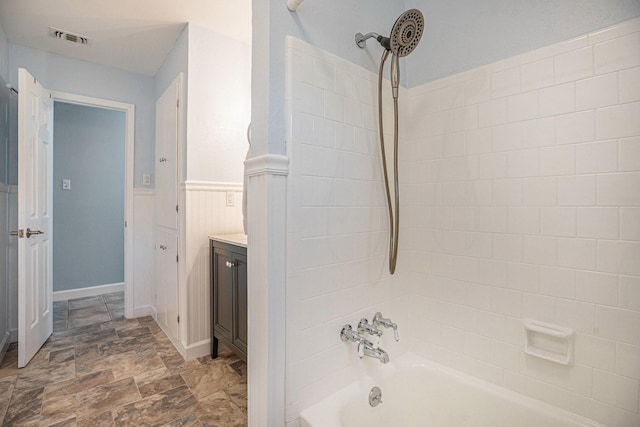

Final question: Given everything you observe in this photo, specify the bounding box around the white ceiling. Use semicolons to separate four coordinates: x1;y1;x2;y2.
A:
0;0;252;76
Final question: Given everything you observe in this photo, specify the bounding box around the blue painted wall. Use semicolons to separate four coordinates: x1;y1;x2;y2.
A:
405;0;640;86
52;102;125;291
9;44;155;187
252;0;405;157
255;0;640;157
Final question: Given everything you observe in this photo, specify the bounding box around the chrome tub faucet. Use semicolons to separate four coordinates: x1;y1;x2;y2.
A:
340;313;399;363
340;324;389;364
362;341;389;363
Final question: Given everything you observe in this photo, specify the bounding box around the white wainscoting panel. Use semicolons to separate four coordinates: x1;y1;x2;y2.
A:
184;181;244;351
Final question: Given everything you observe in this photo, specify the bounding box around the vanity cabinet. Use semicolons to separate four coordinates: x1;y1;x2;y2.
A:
210;235;247;361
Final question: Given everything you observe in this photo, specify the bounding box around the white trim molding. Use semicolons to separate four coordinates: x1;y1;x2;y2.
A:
132;305;156;319
244;154;289;177
53;282;125;302
185;338;212;360
184;181;243;192
246;156;288;426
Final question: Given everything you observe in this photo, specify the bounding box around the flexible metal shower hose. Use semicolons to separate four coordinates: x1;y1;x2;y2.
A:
377;50;400;274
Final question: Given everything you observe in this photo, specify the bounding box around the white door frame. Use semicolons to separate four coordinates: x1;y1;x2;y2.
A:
51;90;135;318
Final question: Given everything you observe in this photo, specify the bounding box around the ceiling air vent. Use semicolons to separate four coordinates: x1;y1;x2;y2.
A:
49;27;91;46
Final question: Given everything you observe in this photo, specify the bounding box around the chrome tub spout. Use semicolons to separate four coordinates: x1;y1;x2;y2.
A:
362;342;389;364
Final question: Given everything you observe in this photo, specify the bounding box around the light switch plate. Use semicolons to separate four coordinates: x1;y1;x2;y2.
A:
226;191;235;207
143;173;151;186
62;179;71;190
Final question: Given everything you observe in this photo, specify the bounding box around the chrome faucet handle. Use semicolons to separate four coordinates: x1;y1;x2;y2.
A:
358;318;382;336
358;318;381;348
340;324;358;342
341;325;368;359
357;340;365;358
373;312;399;341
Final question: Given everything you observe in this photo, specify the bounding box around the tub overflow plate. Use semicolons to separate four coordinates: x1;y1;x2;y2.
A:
369;386;382;407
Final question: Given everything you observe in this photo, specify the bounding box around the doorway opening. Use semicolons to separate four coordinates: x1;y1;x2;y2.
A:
52;101;124;330
51;91;135;321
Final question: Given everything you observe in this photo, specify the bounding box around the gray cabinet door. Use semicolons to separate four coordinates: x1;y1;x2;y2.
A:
233;253;248;354
213;247;234;343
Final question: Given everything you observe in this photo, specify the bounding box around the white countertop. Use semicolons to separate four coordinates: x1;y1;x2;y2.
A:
209;233;248;248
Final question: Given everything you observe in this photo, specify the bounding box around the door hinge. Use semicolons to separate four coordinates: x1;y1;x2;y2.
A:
177;99;179;108
177;315;180;323
176;254;179;263
10;229;24;238
124;220;128;228
176;204;179;213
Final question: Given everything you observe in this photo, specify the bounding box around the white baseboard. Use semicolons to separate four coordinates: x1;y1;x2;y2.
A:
185;338;212;361
129;306;209;362
53;282;124;302
132;305;156;319
153;318;187;359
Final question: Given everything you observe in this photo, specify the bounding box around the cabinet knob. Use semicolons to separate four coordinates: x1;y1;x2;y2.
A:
225;261;236;268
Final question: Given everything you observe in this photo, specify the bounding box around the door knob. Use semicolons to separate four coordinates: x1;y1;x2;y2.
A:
26;228;44;238
225;261;236;268
10;229;23;238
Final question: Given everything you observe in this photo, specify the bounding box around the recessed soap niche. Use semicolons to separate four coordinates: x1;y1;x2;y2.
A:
524;319;574;366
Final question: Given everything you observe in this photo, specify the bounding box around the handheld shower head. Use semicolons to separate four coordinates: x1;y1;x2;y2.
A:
354;9;424;274
390;9;424;57
355;9;424;57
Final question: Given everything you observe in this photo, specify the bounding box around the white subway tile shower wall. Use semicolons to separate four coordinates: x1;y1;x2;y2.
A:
406;17;640;427
285;37;411;422
285;19;640;426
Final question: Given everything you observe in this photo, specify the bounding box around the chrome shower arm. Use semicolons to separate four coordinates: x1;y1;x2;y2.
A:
355;32;381;48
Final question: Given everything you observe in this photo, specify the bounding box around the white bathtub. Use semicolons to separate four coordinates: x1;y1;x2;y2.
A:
299;353;603;427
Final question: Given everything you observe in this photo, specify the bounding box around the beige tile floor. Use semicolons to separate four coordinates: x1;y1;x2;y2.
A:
0;293;247;426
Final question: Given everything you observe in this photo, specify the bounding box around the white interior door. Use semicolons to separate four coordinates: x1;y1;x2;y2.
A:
153;75;181;342
17;68;53;368
155;78;178;230
155;229;178;340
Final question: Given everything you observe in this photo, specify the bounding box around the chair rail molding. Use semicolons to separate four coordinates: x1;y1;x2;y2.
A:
244;154;289;177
